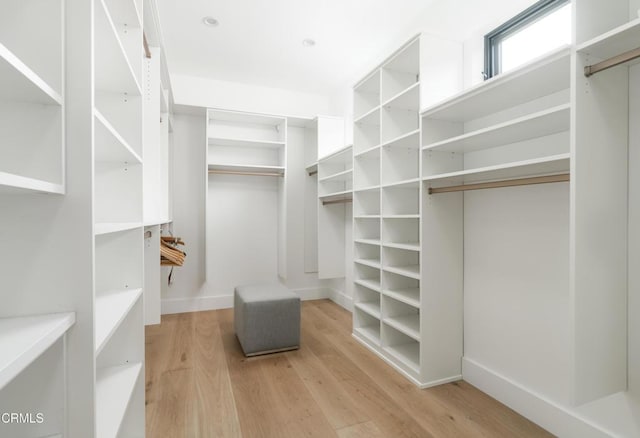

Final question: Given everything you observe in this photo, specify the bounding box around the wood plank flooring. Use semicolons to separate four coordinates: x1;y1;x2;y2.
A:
145;299;552;437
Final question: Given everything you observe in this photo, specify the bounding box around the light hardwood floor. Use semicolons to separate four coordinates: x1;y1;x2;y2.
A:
145;299;551;437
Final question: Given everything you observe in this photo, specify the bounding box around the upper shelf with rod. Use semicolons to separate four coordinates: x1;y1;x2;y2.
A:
578;17;640;76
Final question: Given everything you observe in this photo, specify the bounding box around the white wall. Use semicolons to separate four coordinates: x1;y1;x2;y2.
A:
172;74;334;118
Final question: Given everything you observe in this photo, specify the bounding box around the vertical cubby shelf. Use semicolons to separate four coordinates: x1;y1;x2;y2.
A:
352;35;425;385
93;0;144;436
0;0;64;194
317;145;352;204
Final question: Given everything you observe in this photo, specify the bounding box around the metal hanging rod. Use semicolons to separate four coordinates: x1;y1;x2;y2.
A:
143;33;151;59
584;46;640;77
208;169;284;177
322;198;353;206
428;173;569;195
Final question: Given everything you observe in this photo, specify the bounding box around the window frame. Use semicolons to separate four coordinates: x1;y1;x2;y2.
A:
483;0;570;79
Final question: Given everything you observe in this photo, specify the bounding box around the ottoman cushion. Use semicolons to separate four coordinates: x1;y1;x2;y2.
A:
234;283;300;356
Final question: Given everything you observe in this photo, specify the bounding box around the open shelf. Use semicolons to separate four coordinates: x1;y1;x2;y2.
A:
95;0;141;96
354;325;381;346
208;163;285;175
421;46;570;121
382;82;420;111
319;169;352;183
208;136;285;149
422;104;570;153
355;258;381;269
354;70;381;120
577;17;640;59
354;106;381;125
384;288;420;309
355;238;381;246
355;301;382;319
305;162;318;176
0;313;75;390
383;265;420;280
382;178;421;189
384;315;420;341
319;190;352;204
423;153;570;186
96;363;142;438
94;222;142;236
355;278;381;292
382;129;420;149
0;43;62;105
0;172;64;195
95;289;142;355
384;341;420;374
383;214;419;219
95;110;143;164
383;242;420;251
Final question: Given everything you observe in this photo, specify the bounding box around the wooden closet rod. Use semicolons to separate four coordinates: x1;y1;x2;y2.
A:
143;33;151;59
584;46;640;77
208;170;284;177
322;198;353;206
428;173;569;195
308;170;318;176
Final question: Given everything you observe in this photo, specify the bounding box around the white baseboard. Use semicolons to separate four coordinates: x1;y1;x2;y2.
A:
161;287;333;315
328;288;353;311
462;358;614;438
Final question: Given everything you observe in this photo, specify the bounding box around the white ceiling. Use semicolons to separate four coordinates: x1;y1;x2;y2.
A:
156;0;439;95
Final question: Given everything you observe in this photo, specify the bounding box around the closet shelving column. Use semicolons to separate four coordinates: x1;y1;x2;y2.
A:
0;1;76;437
421;46;571;386
93;0;145;435
352;36;424;383
572;1;639;404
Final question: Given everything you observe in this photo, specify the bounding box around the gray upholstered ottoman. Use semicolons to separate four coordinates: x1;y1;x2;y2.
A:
234;283;300;356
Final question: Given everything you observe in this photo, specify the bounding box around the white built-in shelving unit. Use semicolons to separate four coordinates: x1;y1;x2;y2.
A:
93;0;145;435
352;36;427;382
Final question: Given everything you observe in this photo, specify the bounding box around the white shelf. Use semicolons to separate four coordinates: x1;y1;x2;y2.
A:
385;342;420;373
306;162;318;175
577;17;640;60
422;104;571;153
421;46;570;121
94;110;143;164
355;238;381;246
94;222;142;236
382;82;420;111
95;289;142;355
381;129;420;149
355;215;381;219
355;258;381;269
354;185;381;193
354;325;381;346
384;315;420;341
384;288;420;308
423;153;570;186
208;163;285;175
383;265;420;280
383;242;420;251
0;43;62;105
319;169;353;183
96;363;142;438
0;313;75;390
208;109;285;126
319;190;352;203
354;106;380;125
95;0;142;95
319;144;353;162
354;145;381;158
383;214;419;219
382;178;421;189
208;136;285;149
355;279;381;292
0;172;64;195
355;302;381;319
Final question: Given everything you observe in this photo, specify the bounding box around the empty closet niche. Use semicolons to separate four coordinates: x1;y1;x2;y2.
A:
354;284;382;319
354;108;380;155
382;323;420;374
0;0;63;193
380;81;419;145
354;241;381;269
382;270;420;308
94;161;143;230
383;295;420;341
383;246;420;280
381;182;419;216
95;0;143;159
421;47;571;188
102;0;143;88
94;229;143;356
354;263;381;292
382;217;419;251
354;217;380;243
317;146;352;199
381;38;419;103
354;148;380;190
381;131;420;185
353;188;380;216
354;70;380;121
96;296;144;438
354;307;381;346
0;340;65;438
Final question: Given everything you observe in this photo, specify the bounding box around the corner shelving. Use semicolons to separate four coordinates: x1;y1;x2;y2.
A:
96;363;143;438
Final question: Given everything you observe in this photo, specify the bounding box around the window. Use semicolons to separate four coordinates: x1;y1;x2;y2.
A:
484;0;571;79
